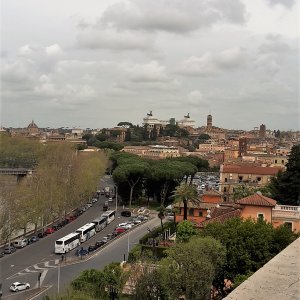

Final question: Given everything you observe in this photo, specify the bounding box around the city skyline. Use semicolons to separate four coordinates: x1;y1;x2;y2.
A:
1;0;299;130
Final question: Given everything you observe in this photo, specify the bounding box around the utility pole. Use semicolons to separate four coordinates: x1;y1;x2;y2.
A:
115;186;118;212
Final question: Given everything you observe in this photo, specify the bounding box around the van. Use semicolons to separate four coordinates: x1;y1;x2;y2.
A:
13;238;28;248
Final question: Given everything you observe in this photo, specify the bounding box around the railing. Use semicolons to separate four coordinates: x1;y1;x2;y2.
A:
273;205;300;212
273;205;300;220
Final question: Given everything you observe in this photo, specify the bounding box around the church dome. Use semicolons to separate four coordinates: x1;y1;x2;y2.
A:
27;120;38;129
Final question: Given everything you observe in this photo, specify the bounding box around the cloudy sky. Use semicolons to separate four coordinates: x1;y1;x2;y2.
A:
1;0;299;130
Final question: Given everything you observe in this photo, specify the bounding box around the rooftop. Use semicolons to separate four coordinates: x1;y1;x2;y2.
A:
236;193;277;207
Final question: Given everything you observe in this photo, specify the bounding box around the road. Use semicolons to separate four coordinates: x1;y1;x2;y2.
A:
0;176;160;299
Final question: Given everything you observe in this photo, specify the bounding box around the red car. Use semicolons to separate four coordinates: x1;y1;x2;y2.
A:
45;228;55;235
114;227;126;235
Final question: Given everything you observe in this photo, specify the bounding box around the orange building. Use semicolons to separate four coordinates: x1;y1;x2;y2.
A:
174;193;300;233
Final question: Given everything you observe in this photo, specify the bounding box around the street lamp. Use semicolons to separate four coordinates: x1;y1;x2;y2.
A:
115;186;118;212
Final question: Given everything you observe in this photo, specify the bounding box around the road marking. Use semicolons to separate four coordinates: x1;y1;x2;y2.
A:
29;285;52;300
44;261;57;268
33;264;48;270
24;267;39;273
33;269;49;288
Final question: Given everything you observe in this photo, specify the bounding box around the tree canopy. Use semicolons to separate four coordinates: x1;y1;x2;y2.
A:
269;145;300;206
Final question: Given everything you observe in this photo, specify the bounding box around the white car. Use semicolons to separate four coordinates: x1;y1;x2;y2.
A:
10;282;30;292
108;197;113;202
118;222;133;229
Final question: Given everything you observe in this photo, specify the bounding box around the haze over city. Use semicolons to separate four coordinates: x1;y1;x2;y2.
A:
1;0;299;130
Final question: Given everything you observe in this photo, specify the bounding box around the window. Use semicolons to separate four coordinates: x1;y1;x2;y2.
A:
238;176;243;182
225;178;228;182
257;177;261;182
189;208;194;216
224;187;227;192
275;159;277;164
282;160;284;164
198;211;203;217
284;222;293;231
257;213;264;221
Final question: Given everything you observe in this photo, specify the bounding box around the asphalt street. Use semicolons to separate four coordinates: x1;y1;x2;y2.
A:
0;175;161;299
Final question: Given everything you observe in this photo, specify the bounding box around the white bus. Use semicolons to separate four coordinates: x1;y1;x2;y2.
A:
92;217;107;232
101;210;116;224
76;223;96;243
55;232;80;254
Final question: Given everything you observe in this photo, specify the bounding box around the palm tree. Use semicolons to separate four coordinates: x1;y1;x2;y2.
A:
172;183;200;220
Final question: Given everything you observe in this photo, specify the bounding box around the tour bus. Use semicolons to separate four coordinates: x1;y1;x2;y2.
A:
55;232;80;254
92;216;107;232
76;223;96;243
101;210;116;224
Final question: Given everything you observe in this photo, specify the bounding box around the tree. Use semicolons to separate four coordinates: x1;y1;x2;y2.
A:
233;184;255;201
117;121;133;128
158;206;165;233
176;220;197;243
113;160;149;208
269;145;300;206
198;133;211;141
133;267;169;300
172;183;200;220
71;263;128;299
201;217;298;297
148;160;197;206
160;236;226;300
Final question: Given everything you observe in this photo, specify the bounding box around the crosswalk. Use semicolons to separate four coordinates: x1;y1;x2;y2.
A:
7;259;60;279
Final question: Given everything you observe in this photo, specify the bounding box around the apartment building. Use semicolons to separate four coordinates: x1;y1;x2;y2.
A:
219;163;282;201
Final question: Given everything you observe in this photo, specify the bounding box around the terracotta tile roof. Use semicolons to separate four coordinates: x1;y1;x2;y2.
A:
199;206;242;227
222;164;281;176
203;190;223;196
236;194;277;207
173;201;217;209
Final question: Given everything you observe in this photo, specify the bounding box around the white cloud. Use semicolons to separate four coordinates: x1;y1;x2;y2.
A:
125;61;170;82
267;0;296;9
101;0;246;33
18;44;34;56
177;47;248;76
77;27;154;51
45;44;62;56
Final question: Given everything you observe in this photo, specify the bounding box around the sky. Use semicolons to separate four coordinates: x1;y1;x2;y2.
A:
1;0;299;130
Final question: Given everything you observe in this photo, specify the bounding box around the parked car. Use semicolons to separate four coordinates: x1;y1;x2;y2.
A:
88;245;96;252
121;210;131;217
106;233;114;240
103;202;109;211
75;248;89;256
95;240;105;248
69;215;76;221
10;282;30;292
45;228;55;235
37;232;46;238
92;198;98;203
29;236;39;243
4;246;16;254
131;218;142;224
137;215;148;221
114;227;126;235
108;197;113;202
13;238;28;248
0;251;5;258
102;236;110;243
52;225;60;231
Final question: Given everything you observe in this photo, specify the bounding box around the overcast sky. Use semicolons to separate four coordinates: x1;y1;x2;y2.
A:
1;0;299;130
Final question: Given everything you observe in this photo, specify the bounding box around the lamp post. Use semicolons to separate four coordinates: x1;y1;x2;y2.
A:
115;186;118;212
57;261;61;294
